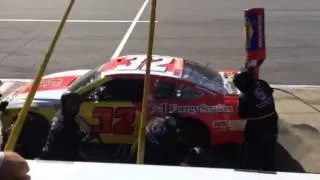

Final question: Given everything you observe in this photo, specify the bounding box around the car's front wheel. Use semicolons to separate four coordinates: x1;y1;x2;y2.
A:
2;112;50;159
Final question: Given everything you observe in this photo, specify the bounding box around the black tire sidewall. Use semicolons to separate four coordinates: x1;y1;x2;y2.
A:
4;112;50;159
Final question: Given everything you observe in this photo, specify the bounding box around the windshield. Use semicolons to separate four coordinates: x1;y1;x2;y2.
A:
182;61;226;94
68;67;101;92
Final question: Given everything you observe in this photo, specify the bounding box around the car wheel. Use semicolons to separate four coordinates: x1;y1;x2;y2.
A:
2;112;50;159
181;118;212;167
183;118;211;148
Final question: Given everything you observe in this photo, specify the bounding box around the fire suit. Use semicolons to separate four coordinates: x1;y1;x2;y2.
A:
39;92;85;161
233;69;278;171
128;113;210;166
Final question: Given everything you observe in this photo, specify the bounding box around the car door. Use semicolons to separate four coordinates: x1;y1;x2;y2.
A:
78;76;144;144
150;77;210;117
151;77;242;144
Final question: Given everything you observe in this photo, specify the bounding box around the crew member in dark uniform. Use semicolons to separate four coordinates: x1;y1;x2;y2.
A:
39;92;85;161
128;112;211;166
128;113;185;165
233;69;278;171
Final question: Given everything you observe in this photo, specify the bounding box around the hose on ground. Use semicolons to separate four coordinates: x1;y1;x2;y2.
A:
273;87;320;113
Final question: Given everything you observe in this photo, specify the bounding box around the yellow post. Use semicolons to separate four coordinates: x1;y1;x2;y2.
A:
4;0;76;151
136;0;157;164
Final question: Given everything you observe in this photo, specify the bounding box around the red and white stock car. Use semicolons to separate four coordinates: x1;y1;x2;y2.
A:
1;54;245;154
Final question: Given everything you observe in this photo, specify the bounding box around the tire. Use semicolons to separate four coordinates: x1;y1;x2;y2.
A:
2;112;50;159
181;118;213;167
182;118;211;149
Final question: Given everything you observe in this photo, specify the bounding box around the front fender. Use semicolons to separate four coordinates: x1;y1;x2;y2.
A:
6;98;61;109
1;106;58;132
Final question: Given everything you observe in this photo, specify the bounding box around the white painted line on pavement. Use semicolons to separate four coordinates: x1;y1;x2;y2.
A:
111;0;149;59
0;19;158;23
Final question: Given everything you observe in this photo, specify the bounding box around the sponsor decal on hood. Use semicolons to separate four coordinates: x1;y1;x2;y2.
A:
12;76;78;96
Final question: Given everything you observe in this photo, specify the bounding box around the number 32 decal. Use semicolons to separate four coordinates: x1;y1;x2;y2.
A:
91;107;136;135
115;56;173;72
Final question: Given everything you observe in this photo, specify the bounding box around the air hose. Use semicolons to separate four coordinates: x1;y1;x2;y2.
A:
273;88;320;113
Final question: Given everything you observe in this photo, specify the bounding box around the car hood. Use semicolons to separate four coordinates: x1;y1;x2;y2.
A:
4;69;90;109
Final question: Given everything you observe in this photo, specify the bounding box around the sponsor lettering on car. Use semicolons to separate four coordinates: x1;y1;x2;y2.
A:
149;103;233;114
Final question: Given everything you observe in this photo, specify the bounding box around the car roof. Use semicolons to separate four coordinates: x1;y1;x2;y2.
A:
99;54;185;79
97;54;233;95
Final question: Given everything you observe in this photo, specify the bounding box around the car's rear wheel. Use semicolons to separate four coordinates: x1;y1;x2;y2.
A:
2;112;50;159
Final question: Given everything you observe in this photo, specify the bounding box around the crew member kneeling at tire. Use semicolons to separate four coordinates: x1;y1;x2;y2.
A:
233;69;278;171
128;112;210;166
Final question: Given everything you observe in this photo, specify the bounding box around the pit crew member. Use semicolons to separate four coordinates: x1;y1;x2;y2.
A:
128;112;211;166
39;92;85;161
233;69;278;171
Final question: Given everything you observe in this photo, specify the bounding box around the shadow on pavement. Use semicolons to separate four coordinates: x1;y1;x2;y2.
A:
207;142;305;173
275;142;305;173
277;119;320;173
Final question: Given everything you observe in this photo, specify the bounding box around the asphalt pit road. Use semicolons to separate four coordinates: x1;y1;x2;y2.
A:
292;123;320;136
207;142;305;173
207;120;309;173
275;143;305;173
278;124;292;135
278;119;320;173
305;99;320;105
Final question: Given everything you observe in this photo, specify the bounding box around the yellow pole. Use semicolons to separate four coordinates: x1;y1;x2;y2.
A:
136;0;157;164
4;0;75;151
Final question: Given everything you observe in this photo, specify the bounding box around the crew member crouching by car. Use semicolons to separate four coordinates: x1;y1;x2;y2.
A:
128;112;211;167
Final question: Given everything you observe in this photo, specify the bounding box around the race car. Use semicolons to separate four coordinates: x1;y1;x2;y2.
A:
0;54;246;157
